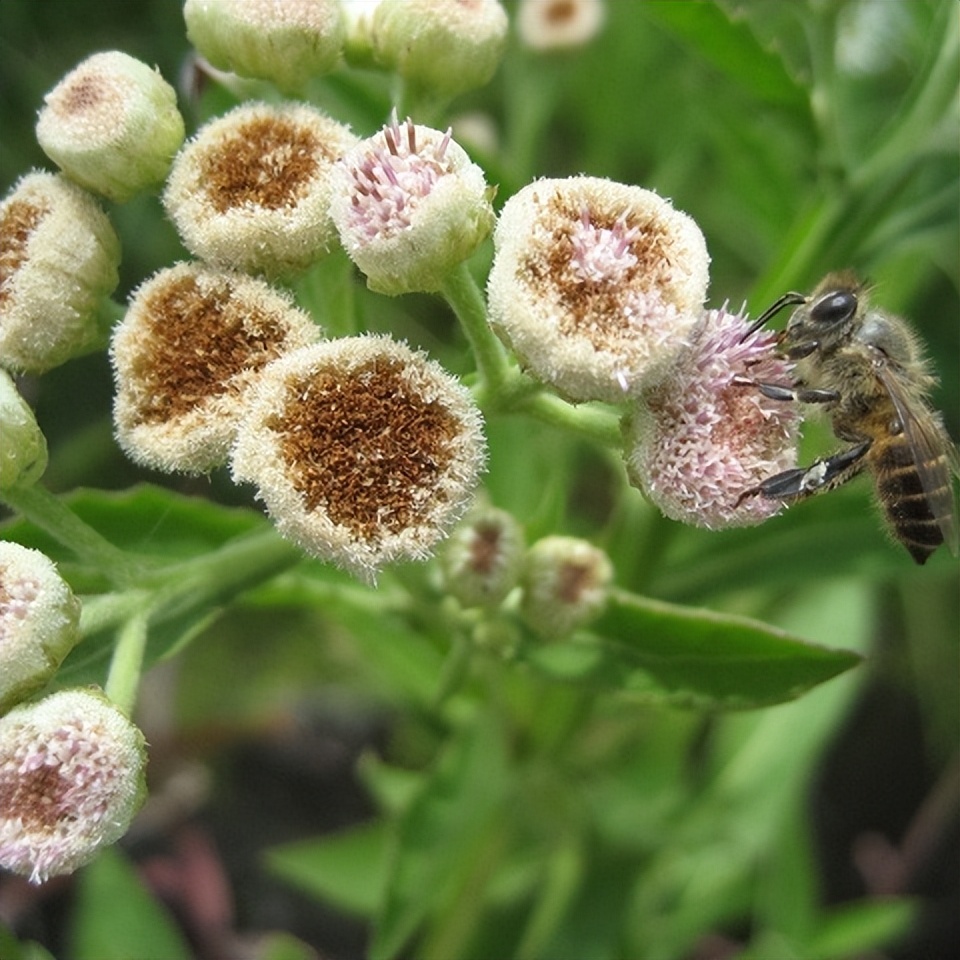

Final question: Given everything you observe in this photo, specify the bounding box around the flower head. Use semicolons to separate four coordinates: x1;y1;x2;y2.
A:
0;371;48;492
163;102;357;276
487;177;710;403
111;263;320;474
518;0;606;51
372;0;508;101
0;543;81;714
520;536;613;640
329;114;495;295
0;689;146;884
36;51;185;203
624;307;800;529
441;504;525;608
0;172;120;373
184;0;346;93
231;337;486;582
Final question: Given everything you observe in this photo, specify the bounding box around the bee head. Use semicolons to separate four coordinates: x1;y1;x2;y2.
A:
784;272;863;351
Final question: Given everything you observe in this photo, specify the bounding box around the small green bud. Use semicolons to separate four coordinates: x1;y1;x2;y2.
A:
441;505;524;608
0;371;48;491
184;0;346;94
36;51;185;203
0;542;81;714
0;172;120;373
372;0;508;101
329;115;495;295
0;688;147;883
520;536;613;640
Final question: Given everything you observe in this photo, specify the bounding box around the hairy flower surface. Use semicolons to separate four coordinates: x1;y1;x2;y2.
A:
163;102;357;275
0;543;81;714
487;177;710;403
231;337;486;582
372;0;508;100
0;172;120;373
36;51;185;203
625;307;800;529
520;535;613;640
111;263;320;473
518;0;606;50
0;371;48;491
184;0;345;92
330;115;494;295
0;689;146;884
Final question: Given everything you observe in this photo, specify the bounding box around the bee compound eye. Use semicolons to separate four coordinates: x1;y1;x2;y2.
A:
811;290;857;325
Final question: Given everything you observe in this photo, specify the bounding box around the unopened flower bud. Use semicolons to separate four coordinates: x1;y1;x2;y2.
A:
184;0;345;93
164;102;356;275
0;372;48;491
329;115;495;295
36;51;185;203
520;535;613;640
518;0;606;51
487;177;710;403
231;337;487;583
0;543;81;713
624;307;800;529
342;0;383;66
441;505;524;607
372;0;508;100
111;263;320;474
0;172;120;373
0;689;146;884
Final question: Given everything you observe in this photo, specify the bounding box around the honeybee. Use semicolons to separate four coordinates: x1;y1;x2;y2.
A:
740;271;959;563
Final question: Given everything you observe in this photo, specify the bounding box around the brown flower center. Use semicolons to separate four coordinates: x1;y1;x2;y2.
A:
131;274;290;424
202;117;328;212
522;197;674;350
272;359;460;539
0;199;48;311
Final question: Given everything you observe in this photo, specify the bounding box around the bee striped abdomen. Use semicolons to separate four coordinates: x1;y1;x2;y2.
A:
873;434;943;564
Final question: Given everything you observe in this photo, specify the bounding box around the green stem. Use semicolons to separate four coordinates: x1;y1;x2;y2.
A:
104;607;150;716
441;261;511;398
79;590;152;637
515;392;623;448
143;526;305;619
0;483;146;586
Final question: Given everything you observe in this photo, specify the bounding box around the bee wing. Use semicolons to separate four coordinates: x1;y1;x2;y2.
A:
878;365;960;556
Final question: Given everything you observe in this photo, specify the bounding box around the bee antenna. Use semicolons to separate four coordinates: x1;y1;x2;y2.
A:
740;291;807;342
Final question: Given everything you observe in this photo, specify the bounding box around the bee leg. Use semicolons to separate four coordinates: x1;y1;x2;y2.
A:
737;439;872;505
754;382;840;405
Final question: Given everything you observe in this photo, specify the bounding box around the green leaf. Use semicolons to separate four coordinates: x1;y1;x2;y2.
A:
805;898;919;960
372;713;511;960
642;0;808;107
70;847;191;960
267;820;388;917
255;932;322;960
0;483;267;565
527;591;861;709
0;925;55;960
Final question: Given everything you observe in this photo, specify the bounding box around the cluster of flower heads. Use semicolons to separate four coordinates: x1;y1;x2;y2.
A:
0;0;803;886
487;175;800;528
